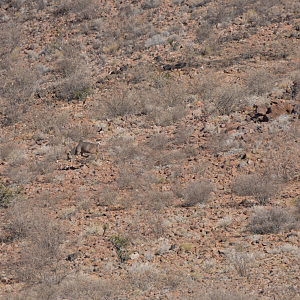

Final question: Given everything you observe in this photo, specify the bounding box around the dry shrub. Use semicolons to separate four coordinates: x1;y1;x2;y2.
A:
6;166;34;185
0;63;37;126
53;57;90;102
142;82;188;126
226;249;254;277
182;181;213;207
0;142;17;161
1;65;37;103
111;138;143;165
160;83;187;108
2;201;30;241
199;287;250;300
192;74;218;105
196;23;214;44
246;206;298;234
146;213;167;238
117;169;140;190
140;190;174;211
203;0;246;26
245;68;274;96
151;149;184;167
146;133;169;150
141;0;161;10
232;174;280;205
55;0;101;19
2;201;67;283
129;263;182;292
62;124;91;142
126;211;167;239
213;84;246;115
126;63;151;84
174;125;193;145
263;133;300;183
4;275;120;300
0;22;24;56
97;187;118;206
193;76;246;115
102;86;137;118
294;197;300;218
129;262;158;291
18;213;66;283
147;106;187;126
55;276;118;299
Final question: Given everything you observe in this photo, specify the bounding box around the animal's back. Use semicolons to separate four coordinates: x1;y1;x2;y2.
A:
80;142;99;154
67;141;100;160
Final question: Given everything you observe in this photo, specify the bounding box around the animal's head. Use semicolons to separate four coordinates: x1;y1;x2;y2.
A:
67;152;72;160
96;142;101;151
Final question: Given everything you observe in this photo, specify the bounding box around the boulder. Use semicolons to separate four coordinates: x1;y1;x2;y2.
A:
293;103;300;115
266;100;292;119
256;106;268;115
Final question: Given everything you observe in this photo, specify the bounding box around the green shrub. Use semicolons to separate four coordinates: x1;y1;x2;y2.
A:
109;233;130;263
0;179;24;207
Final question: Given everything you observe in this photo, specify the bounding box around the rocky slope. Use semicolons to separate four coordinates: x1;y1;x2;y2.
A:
1;0;300;299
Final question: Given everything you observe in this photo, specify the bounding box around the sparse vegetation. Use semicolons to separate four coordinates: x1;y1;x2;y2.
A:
246;206;298;234
1;0;300;298
0;179;23;207
182;181;213;207
226;249;253;277
109;233;130;263
232;174;280;205
102;86;137;118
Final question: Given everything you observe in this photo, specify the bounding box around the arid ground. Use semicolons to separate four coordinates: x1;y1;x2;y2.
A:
1;0;300;299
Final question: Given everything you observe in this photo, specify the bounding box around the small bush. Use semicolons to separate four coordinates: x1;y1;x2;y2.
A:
3;200;31;241
97;187;117;206
195;23;213;44
116;170;139;190
200;287;250;300
182;181;213;207
246;206;298;234
3;276;119;300
145;33;167;48
55;0;101;19
0;179;23;207
0;65;37;104
245;69;274;96
147;106;187;126
146;134;169;150
19;214;66;282
102;87;137;118
140;190;174;211
109;233;130;263
174;126;193;145
226;249;253;277
53;59;90;102
111;139;142;164
213;84;246;115
141;0;160;10
127;212;166;239
0;142;17;161
232;174;280;205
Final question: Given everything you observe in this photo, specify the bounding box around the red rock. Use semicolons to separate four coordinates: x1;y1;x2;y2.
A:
256;106;267;115
225;122;239;132
267;100;292;119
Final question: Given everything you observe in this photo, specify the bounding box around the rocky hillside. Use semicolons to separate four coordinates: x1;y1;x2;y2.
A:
1;0;300;299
